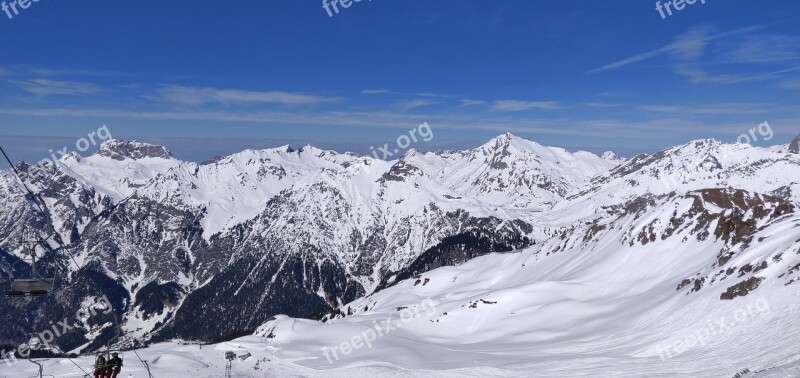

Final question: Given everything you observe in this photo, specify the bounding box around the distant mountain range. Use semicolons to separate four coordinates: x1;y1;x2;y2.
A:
0;132;798;355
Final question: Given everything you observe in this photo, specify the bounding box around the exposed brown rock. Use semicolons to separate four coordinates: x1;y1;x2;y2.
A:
720;276;764;300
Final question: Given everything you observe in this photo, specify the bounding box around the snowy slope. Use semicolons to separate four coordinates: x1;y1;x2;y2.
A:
4;189;799;377
3;134;609;345
2;133;800;377
244;189;800;377
552;138;800;223
135;145;364;239
59;140;181;201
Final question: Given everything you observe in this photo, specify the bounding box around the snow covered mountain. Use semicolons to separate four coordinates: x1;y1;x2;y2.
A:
403;133;619;209
1;132;799;377
0;134;610;346
555;138;800;222
252;187;800;377
5;183;799;377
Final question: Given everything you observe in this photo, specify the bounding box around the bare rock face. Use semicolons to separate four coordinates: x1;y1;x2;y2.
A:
720;276;764;300
98;140;173;161
789;134;800;154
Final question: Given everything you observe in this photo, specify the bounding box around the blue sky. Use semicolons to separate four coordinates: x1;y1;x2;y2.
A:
0;0;798;162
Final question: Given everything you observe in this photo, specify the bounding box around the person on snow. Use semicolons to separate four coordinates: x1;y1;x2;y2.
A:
105;352;123;378
93;353;106;378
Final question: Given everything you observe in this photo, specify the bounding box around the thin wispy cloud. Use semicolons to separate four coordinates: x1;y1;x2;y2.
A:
27;67;122;78
362;89;453;98
714;34;800;64
363;89;392;95
585;102;623;108
459;99;486;107
2;104;795;143
588;25;800;88
155;85;342;106
587;25;720;74
775;77;800;90
491;100;561;112
671;65;750;85
640;103;770;116
588;47;672;74
676;64;800;85
0;107;634;137
394;98;438;111
9;78;103;95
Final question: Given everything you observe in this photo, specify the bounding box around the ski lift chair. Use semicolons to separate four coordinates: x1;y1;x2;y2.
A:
0;147;58;299
6;278;54;297
5;241;55;297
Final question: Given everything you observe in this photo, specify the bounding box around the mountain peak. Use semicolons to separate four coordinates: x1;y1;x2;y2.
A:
601;151;624;163
789;134;800;154
480;133;542;153
97;139;174;161
490;132;528;145
498;131;515;140
297;144;320;154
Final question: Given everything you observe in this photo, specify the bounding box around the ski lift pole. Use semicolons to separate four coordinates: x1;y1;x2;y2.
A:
29;241;37;279
28;355;43;378
26;344;55;378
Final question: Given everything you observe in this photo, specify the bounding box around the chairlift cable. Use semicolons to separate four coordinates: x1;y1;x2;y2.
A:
28;310;92;378
45;338;92;377
0;144;83;272
0;145;39;205
31;197;83;272
64;355;92;377
109;312;155;378
1;145;129;377
37;337;91;377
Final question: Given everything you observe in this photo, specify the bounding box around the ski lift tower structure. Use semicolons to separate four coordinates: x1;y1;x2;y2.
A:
224;351;236;378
